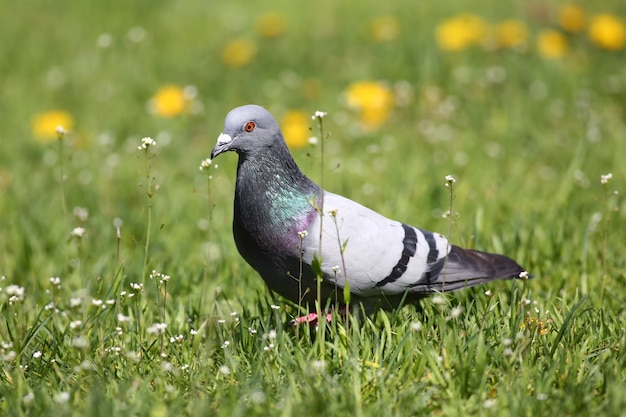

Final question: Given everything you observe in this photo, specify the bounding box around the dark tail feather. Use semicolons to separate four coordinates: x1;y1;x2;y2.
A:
413;245;529;294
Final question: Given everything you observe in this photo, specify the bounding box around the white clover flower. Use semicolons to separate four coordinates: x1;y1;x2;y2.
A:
311;110;327;120
71;227;85;238
138;137;156;150
600;173;613;185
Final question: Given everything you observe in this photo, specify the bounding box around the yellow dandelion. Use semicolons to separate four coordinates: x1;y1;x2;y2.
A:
537;29;568;59
435;14;488;51
559;4;586;33
256;12;287;39
588;14;626;51
221;37;257;68
281;110;309;148
32;110;74;142
345;81;394;131
494;19;529;49
370;16;399;43
149;85;187;118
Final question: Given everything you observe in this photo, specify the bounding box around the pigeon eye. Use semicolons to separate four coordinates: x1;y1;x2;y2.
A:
244;121;256;132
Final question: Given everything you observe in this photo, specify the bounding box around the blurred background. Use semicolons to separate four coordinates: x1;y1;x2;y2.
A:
0;0;624;302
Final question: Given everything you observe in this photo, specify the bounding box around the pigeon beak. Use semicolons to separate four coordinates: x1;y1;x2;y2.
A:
210;133;233;159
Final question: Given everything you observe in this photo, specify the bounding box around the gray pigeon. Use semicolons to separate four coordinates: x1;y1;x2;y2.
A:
211;105;529;314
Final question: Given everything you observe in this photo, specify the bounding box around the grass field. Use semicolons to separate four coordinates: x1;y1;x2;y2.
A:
1;0;625;415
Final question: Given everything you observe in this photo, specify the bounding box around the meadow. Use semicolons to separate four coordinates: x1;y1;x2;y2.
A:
1;0;625;415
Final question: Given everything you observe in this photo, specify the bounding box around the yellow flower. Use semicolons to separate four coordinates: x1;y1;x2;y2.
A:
256;12;287;39
345;81;394;131
281;110;309;148
149;85;187;118
32;110;74;142
494;19;529;48
559;4;586;33
537;29;568;59
435;14;488;51
370;16;399;42
588;14;626;51
221;38;257;68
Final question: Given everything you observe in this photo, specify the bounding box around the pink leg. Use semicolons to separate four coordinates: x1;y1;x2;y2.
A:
290;307;347;326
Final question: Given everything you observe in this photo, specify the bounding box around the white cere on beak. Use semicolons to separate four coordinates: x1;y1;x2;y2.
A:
216;133;232;145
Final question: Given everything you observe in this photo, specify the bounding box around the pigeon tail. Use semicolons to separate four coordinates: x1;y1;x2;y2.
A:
409;245;528;294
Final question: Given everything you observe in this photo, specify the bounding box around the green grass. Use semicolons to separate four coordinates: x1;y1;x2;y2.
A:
1;0;625;415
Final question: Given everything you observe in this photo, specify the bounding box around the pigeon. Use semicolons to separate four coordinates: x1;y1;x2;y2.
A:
211;104;529;316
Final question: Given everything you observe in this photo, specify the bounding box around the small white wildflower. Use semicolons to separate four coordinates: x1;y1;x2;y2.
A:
250;390;266;405
115;327;123;335
217;319;226;324
483;399;496;409
410;321;422;332
503;348;513;356
221;341;230;349
331;265;340;275
22;392;35;405
503;338;513;346
219;365;231;375
263;343;274;351
72;337;88;349
72;207;89;221
70;297;82;307
138;137;156;150
69;320;82;329
190;328;198;336
600;173;613;185
311;360;327;372
444;174;457;187
270;304;280;310
298;230;308;239
44;302;56;311
199;158;212;171
518;271;529;279
106;299;115;305
130;282;143;290
266;329;277;340
147;322;167;334
484;290;492;297
53;391;70;404
311;110;327;120
71;227;85;238
117;313;130;323
180;364;190;371
92;299;103;307
6;285;25;299
248;327;257;335
431;295;446;305
3;351;17;362
162;362;174;372
447;306;463;321
308;136;319;145
523;298;531;305
49;277;61;286
56;125;67;135
537;393;548;401
32;351;42;359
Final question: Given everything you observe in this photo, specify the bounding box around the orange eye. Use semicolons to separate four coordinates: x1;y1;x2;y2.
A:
244;121;256;132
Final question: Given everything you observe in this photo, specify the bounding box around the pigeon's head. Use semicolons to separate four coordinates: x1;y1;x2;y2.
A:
211;105;283;159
